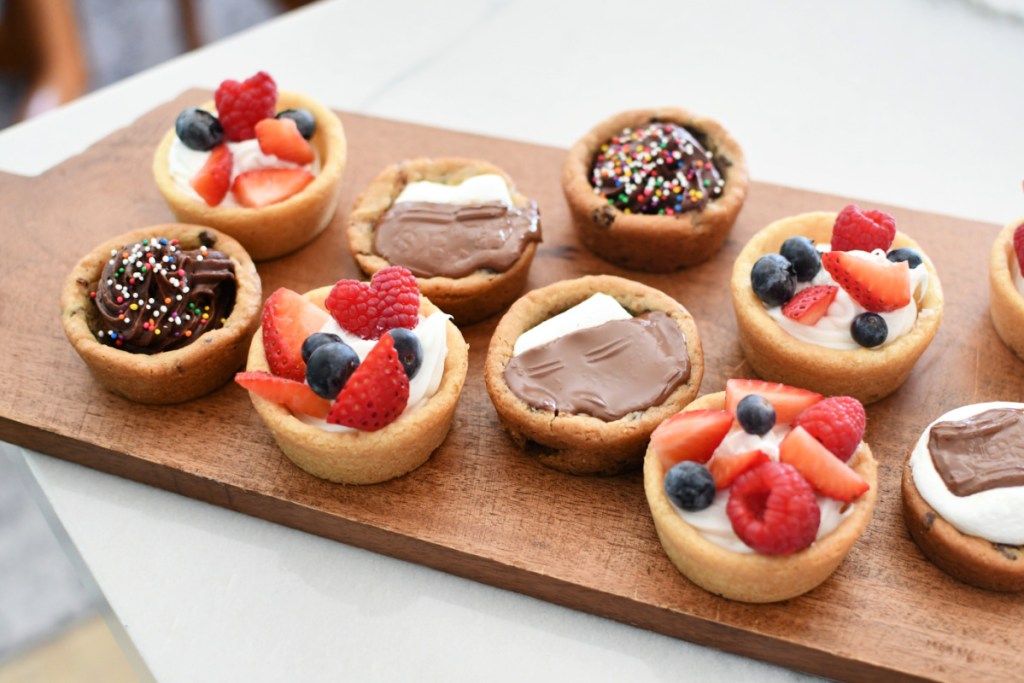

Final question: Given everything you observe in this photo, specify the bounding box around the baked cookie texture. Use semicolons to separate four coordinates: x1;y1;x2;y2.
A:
245;288;469;485
562;107;748;272
731;211;943;404
153;91;347;261
347;157;539;325
484;275;703;475
989;217;1024;362
644;392;878;603
60;224;261;404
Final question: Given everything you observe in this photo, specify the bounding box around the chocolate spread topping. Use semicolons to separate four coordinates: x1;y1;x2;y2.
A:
928;408;1024;496
93;238;236;354
503;312;690;422
373;200;541;278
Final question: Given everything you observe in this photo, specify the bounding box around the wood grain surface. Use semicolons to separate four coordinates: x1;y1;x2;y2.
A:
1;91;1021;682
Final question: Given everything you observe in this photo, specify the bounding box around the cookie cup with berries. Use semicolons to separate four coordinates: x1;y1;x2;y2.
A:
731;211;943;405
643;391;878;603
244;287;468;485
153;91;347;261
988;217;1024;362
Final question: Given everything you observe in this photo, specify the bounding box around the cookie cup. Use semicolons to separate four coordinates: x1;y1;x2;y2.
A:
60;224;261;404
644;392;878;603
484;275;703;475
988;217;1024;362
562;107;748;272
153;91;347;261
731;212;943;404
347;158;540;325
245;290;468;485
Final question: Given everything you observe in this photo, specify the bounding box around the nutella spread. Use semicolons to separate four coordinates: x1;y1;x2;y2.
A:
93;236;236;354
503;312;689;421
373;201;541;278
928;408;1024;496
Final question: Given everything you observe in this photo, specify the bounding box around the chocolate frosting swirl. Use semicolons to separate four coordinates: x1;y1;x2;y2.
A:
93;237;236;354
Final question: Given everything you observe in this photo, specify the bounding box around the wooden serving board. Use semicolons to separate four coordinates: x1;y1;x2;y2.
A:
1;91;1021;682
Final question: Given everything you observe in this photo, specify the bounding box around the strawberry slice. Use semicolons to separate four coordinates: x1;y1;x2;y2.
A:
650;409;734;470
821;250;910;313
779;426;870;502
327;334;410;431
830;204;896;253
232;168;314;208
235;371;330;419
261;288;330;381
255;117;314;165
1014;223;1024;270
708;449;770;490
190;144;232;206
781;285;838;325
725;379;822;425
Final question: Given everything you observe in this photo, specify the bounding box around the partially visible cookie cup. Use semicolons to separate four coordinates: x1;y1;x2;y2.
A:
244;289;468;485
484;275;704;475
347;158;540;325
562;107;748;272
153;91;347;261
731;212;943;404
60;224;261;404
989;217;1024;362
644;392;878;603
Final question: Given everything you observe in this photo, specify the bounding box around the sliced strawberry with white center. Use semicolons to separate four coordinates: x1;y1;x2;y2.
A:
781;285;838;325
708;449;770;490
235;371;331;419
821;250;910;313
232;168;314;208
725;379;823;425
255;117;314;165
261;287;330;381
650;409;734;470
779;426;869;502
190;144;232;206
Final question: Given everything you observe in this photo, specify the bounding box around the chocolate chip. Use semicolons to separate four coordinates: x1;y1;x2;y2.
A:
592;205;616;229
923;512;936;530
198;230;216;248
992;543;1020;561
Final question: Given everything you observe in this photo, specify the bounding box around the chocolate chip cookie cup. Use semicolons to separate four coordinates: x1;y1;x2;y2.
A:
347;158;541;325
989;217;1024;362
562;108;748;272
483;275;703;475
60;224;261;404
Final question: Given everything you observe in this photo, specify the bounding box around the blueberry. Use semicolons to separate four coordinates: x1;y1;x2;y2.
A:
779;236;821;282
275;108;316;140
751;254;796;306
851;313;888;348
737;394;776;436
664;462;716;511
388;328;422;380
886;247;923;269
175;108;224;151
306;342;360;399
301;332;342;363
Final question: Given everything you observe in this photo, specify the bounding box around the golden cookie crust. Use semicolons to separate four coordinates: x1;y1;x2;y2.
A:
483;275;704;475
562;107;748;272
346;157;540;326
989;216;1024;362
244;289;469;485
644;392;878;603
731;212;943;404
60;224;261;404
153;91;347;261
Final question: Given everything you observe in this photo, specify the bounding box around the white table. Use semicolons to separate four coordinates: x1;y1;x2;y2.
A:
3;1;1022;680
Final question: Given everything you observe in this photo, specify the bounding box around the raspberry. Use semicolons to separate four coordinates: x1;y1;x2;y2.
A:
325;266;420;340
830;204;896;253
326;334;409;431
1013;223;1024;270
792;396;866;462
214;71;278;141
726;462;820;555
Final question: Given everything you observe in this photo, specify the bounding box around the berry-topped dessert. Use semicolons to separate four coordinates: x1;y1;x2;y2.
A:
153;72;347;261
237;266;468;485
988;216;1024;362
643;380;877;603
731;206;943;404
484;275;704;475
562;107;748;271
347;158;542;325
60;224;261;404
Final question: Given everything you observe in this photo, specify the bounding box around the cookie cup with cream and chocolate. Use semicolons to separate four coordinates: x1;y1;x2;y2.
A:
989;217;1024;362
484;275;703;475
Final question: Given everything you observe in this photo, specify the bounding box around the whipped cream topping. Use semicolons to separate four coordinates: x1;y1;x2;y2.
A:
674;425;855;554
296;311;449;433
909;401;1024;545
394;174;512;206
513;293;630;356
766;246;929;350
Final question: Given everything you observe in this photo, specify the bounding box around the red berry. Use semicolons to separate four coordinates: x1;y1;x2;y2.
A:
781;285;838;326
724;379;822;425
779;426;870;502
1013;223;1024;270
189;144;232;206
261;288;330;381
727;461;820;555
255;117;314;165
650;409;734;470
235;371;330;419
830;204;896;253
327;334;410;431
793;396;866;462
325;266;420;340
214;71;278;141
708;449;770;490
821;250;910;313
232;168;314;208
